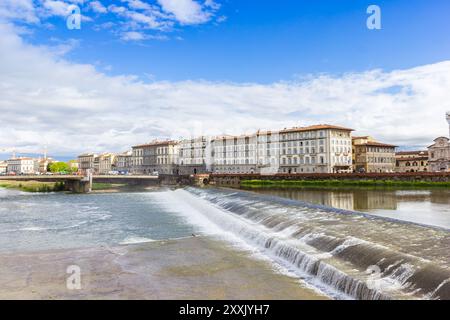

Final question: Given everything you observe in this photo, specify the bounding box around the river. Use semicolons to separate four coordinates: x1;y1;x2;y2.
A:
246;187;450;229
0;186;449;300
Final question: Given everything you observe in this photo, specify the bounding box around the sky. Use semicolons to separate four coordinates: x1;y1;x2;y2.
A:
0;0;450;159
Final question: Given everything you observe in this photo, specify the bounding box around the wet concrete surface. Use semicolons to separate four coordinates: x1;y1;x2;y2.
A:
0;236;328;300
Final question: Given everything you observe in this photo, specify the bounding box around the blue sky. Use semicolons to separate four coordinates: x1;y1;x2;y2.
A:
23;0;450;82
0;0;450;159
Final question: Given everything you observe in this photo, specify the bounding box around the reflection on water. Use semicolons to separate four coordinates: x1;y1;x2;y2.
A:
246;187;450;229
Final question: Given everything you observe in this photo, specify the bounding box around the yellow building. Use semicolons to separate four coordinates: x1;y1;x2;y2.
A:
395;151;428;172
352;136;397;173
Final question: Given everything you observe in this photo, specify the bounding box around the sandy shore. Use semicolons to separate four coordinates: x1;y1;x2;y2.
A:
0;237;328;300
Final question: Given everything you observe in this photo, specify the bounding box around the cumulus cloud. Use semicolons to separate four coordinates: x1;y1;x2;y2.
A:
0;0;224;41
0;0;39;23
89;0;107;14
121;30;146;41
157;0;214;24
0;23;449;157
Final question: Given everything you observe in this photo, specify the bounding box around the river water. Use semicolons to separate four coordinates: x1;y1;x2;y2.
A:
246;187;450;229
0;186;449;300
0;188;197;252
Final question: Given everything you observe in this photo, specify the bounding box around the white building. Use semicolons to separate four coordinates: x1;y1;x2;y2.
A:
211;124;353;174
131;146;144;174
256;130;280;175
98;153;116;175
428;137;450;172
115;151;132;173
77;153;99;174
178;136;212;175
6;157;36;175
0;161;7;174
212;133;258;174
278;124;353;173
132;141;179;175
427;113;450;172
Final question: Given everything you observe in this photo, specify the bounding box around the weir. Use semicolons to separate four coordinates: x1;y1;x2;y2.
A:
173;187;450;300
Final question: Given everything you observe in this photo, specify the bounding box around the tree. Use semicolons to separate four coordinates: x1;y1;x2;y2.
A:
67;160;79;173
49;162;70;173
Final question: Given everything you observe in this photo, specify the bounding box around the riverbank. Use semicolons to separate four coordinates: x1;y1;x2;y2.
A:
241;179;450;189
0;237;328;299
0;181;127;193
0;180;65;192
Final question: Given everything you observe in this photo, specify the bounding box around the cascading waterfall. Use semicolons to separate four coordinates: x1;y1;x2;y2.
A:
163;187;450;300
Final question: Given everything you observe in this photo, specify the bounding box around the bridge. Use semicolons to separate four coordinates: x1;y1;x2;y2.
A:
0;174;194;193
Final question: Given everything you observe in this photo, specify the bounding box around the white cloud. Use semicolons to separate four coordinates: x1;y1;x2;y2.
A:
157;0;213;24
108;4;170;31
0;0;225;41
89;0;107;14
121;30;146;41
41;0;71;17
204;0;220;10
126;10;163;29
0;23;449;157
0;0;39;23
122;0;154;11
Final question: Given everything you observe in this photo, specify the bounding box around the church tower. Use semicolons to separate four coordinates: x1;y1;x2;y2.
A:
446;111;450;138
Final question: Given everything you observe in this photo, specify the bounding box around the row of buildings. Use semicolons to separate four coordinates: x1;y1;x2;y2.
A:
77;151;132;175
76;114;450;175
0;157;61;175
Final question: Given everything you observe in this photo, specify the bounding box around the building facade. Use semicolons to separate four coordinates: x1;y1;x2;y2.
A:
352;137;397;173
6;157;36;174
36;158;55;174
395;151;428;172
77;153;98;174
0;161;7;174
212;134;258;174
255;130;280;175
132;141;179;175
210;124;352;174
131;146;144;174
98;153;116;175
178;136;212;175
115;151;132;174
279;125;353;174
428;137;450;172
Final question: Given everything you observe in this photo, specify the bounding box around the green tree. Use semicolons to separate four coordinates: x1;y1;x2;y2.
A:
67;160;78;173
49;162;70;173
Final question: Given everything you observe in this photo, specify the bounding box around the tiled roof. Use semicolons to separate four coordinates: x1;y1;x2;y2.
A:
396;150;427;156
132;140;178;148
280;124;354;133
354;141;397;148
396;156;428;161
78;153;96;157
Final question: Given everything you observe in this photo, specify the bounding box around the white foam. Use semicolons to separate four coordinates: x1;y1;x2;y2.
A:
156;189;348;299
120;236;156;245
19;226;46;231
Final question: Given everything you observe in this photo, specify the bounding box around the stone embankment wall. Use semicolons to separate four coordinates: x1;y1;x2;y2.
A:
208;172;450;188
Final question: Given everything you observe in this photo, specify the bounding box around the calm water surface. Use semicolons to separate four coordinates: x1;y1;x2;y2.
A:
247;187;450;229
